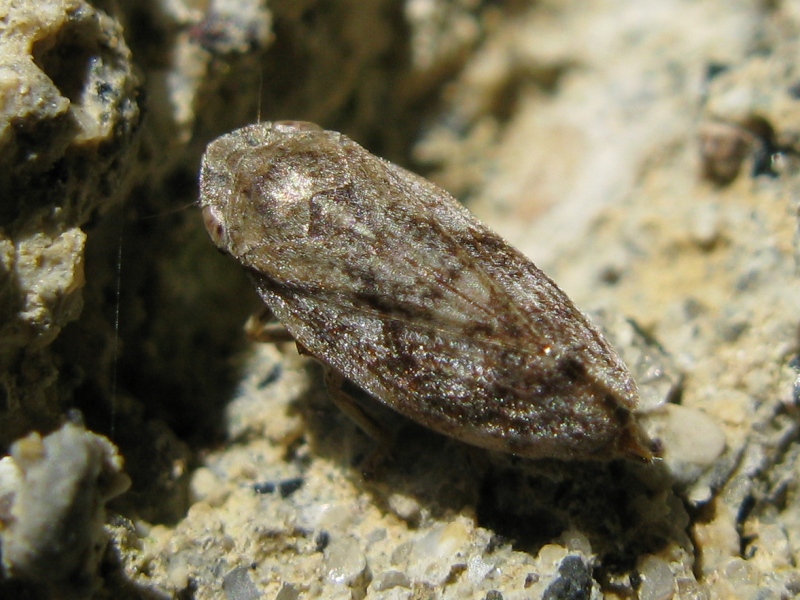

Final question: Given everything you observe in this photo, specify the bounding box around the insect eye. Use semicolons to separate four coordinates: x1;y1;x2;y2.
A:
202;205;228;249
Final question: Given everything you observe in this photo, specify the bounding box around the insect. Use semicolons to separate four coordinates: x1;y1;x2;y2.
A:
199;121;653;461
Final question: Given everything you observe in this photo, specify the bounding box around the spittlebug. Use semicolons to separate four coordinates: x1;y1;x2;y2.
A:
199;121;653;461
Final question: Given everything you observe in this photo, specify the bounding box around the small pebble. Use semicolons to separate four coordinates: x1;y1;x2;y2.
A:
324;535;367;586
405;519;472;584
467;555;495;585
275;583;300;600
676;578;710;600
640;404;726;477
542;555;593;600
372;570;411;591
252;477;304;497
190;467;227;506
698;121;753;184
560;529;592;557
723;557;759;588
222;566;259;600
524;572;540;588
387;492;422;524
638;555;676;600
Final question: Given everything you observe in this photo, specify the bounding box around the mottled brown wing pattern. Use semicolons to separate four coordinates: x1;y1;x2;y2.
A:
251;271;636;460
199;121;652;461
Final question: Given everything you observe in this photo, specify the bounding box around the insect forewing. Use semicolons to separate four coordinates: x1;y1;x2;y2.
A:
199;122;652;461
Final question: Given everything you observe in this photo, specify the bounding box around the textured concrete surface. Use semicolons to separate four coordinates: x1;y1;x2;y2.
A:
1;1;800;598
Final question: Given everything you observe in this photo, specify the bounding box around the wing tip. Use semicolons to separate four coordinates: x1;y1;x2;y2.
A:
614;422;659;462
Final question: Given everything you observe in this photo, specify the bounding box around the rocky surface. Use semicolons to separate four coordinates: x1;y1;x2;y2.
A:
0;0;140;448
0;419;130;598
1;0;800;598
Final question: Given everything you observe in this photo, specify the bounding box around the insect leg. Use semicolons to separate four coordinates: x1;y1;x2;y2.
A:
244;306;295;342
247;310;395;471
321;368;390;444
322;366;394;473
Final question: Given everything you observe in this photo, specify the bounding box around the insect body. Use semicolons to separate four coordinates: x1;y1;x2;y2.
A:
199;121;653;461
